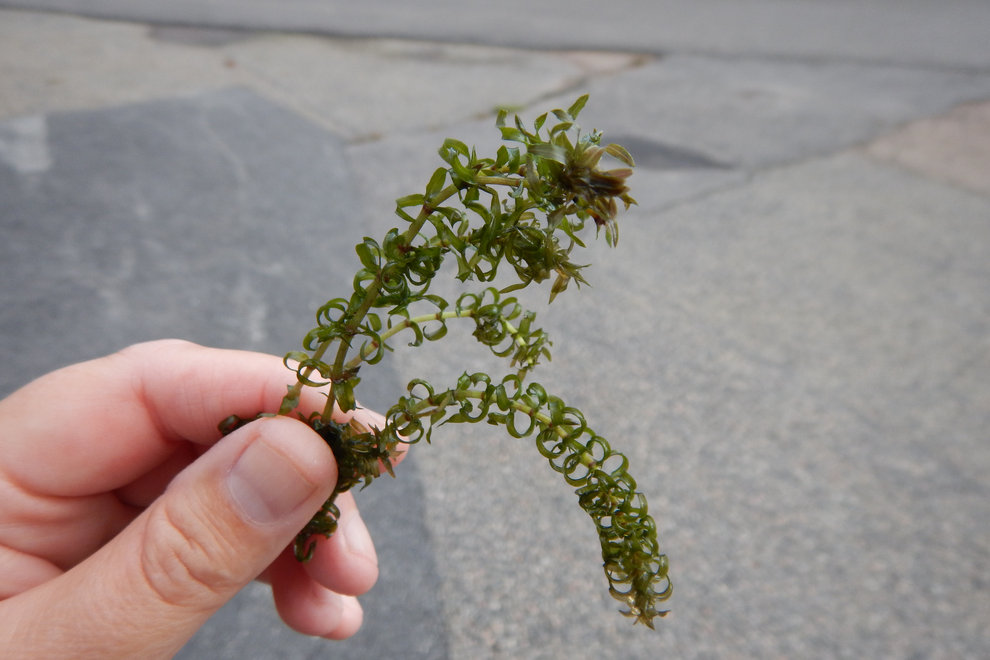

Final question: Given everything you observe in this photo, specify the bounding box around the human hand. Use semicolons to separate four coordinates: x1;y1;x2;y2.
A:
0;340;391;659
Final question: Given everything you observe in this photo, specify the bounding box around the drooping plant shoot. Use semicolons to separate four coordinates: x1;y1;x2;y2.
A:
220;95;671;627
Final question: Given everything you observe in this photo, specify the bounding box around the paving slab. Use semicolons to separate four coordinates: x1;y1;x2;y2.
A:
571;54;990;170
5;0;990;70
0;10;637;140
864;99;990;195
1;4;989;660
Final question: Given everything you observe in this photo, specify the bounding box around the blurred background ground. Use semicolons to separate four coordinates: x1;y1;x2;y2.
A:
1;2;989;658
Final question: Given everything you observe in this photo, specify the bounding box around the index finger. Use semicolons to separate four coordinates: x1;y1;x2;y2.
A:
0;339;381;497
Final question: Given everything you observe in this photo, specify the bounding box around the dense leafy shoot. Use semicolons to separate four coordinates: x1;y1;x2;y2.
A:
220;96;671;626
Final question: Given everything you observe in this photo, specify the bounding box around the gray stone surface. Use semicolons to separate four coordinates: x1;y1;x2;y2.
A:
1;88;355;383
0;10;625;140
5;0;990;70
865;99;990;195
572;54;990;169
1;4;989;660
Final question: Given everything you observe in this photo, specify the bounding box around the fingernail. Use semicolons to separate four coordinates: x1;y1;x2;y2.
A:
226;437;317;525
342;512;377;566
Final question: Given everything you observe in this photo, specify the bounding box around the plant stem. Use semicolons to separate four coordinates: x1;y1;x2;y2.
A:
403;387;598;470
313;184;464;419
340;309;458;371
475;174;522;188
338;307;532;373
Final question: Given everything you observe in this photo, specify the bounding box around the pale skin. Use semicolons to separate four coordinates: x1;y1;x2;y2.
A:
0;340;398;659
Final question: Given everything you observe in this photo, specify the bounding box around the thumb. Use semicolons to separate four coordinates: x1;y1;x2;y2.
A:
3;416;337;660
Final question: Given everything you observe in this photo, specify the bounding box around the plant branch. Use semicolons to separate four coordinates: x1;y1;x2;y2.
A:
223;95;670;627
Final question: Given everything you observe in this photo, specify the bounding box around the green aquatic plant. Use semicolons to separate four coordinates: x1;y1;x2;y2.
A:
220;95;671;627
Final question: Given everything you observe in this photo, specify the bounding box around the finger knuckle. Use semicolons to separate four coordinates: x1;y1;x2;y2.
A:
138;499;241;610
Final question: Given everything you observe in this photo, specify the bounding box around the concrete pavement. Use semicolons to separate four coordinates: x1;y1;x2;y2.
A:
1;4;988;659
5;0;990;69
